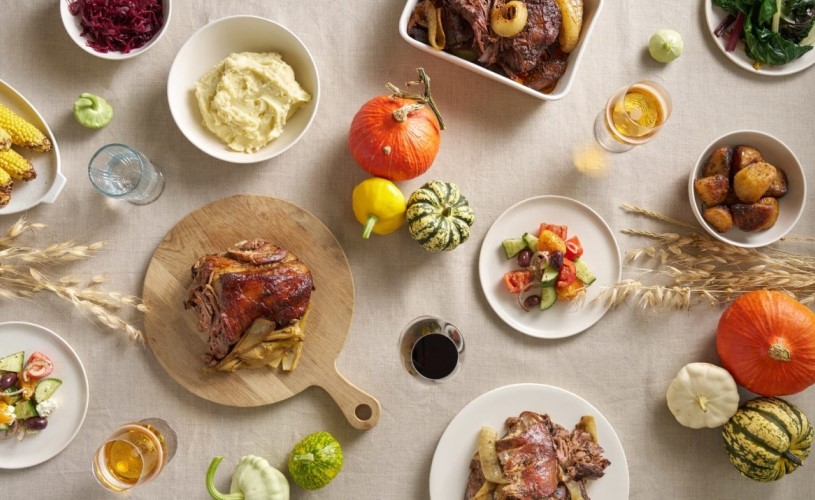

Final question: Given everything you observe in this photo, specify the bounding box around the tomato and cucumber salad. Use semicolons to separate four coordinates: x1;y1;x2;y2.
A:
501;222;596;311
0;350;62;440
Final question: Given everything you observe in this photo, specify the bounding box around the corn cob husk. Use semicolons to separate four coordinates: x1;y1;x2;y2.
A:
0;148;36;181
0;104;51;152
0;127;10;151
554;0;583;53
0;167;13;206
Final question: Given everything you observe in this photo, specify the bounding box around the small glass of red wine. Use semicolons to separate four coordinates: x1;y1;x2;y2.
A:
399;316;464;382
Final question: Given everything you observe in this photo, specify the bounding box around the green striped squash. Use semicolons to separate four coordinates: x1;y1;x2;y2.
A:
406;180;474;252
722;397;813;481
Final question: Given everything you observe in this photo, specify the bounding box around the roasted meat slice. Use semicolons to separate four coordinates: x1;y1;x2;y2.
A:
185;239;313;367
494;0;561;74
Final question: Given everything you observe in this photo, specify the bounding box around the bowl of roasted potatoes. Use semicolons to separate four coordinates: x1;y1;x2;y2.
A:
689;130;806;248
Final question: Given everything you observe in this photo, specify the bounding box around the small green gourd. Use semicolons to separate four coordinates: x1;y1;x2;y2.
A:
406;180;475;252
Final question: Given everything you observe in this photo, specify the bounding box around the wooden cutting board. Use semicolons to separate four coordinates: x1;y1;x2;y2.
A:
142;195;380;430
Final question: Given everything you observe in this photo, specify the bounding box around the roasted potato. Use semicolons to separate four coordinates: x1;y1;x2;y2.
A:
702;146;733;177
703;206;734;233
733;162;777;203
731;198;778;232
694;174;729;207
731;145;764;173
765;167;788;198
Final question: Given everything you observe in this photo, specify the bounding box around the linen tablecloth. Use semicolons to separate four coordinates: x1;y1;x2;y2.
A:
1;1;813;499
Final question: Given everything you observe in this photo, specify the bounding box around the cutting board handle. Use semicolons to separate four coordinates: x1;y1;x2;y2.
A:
319;363;381;430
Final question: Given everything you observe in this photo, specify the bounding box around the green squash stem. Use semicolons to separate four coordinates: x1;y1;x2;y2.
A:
206;456;244;500
784;450;803;467
292;452;315;463
362;215;378;239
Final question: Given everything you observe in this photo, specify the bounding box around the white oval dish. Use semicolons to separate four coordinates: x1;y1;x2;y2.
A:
479;196;621;338
429;383;629;499
0;322;89;469
399;0;604;100
705;1;815;76
59;0;172;60
689;130;806;248
167;15;320;164
0;79;66;214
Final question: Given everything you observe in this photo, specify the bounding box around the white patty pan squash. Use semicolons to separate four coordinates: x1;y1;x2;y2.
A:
666;362;740;429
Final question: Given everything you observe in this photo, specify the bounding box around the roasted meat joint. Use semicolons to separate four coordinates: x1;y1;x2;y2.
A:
185;239;314;372
466;411;610;500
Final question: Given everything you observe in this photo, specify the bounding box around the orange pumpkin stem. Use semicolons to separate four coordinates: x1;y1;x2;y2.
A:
386;68;445;130
392;103;425;123
769;342;791;362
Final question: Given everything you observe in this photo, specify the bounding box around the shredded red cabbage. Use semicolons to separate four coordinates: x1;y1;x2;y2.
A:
68;0;164;54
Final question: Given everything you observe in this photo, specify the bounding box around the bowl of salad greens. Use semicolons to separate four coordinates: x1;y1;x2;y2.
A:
706;0;815;75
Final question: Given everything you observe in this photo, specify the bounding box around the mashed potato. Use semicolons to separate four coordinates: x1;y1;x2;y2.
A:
195;52;311;153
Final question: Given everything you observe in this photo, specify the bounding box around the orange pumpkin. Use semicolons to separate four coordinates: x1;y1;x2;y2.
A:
717;290;815;396
348;68;444;182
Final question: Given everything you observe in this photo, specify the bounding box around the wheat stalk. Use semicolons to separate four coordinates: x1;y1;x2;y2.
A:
596;205;815;310
0;218;145;342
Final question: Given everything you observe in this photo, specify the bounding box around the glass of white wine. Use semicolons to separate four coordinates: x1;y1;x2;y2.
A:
92;418;178;492
593;80;672;153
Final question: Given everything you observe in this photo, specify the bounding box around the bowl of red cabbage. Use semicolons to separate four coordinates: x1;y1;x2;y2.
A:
60;0;172;60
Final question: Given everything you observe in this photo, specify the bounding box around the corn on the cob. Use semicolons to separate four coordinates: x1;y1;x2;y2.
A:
0;103;51;152
0;127;10;151
554;0;583;53
0;167;13;206
0;148;36;181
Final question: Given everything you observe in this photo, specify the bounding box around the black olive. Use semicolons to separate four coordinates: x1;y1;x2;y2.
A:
524;295;541;308
23;417;48;430
0;372;17;390
517;249;532;268
550;251;564;270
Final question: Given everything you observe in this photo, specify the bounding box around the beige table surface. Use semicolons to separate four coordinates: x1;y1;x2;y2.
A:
2;1;815;499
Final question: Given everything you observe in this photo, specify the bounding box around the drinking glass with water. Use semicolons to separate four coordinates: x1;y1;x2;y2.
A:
88;144;165;204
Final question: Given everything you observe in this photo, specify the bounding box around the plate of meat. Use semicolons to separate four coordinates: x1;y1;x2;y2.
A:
429;383;628;499
479;195;621;338
142;195;380;430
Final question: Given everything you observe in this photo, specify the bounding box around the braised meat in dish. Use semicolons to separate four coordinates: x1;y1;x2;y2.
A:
408;0;571;92
185;239;314;371
465;411;610;500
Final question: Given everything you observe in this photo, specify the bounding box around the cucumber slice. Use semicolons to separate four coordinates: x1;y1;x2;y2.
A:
540;264;559;287
0;351;24;372
575;258;596;286
34;378;62;403
539;286;557;311
522;232;539;252
502;238;526;259
2;387;21;405
14;399;37;420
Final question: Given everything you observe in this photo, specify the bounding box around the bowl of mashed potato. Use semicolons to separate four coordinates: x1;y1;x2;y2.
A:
167;15;319;163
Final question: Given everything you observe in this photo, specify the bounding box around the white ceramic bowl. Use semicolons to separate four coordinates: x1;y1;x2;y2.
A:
60;0;172;60
167;15;320;164
398;0;604;100
689;130;806;248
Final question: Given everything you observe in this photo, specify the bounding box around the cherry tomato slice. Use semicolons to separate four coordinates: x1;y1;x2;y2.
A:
22;352;53;381
503;270;533;294
538;223;567;240
556;259;577;289
564;236;584;261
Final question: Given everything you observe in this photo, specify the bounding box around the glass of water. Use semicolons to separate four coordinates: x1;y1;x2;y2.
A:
88;144;165;204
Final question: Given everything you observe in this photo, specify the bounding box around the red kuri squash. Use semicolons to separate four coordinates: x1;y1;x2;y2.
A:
348;68;444;182
717;290;815;396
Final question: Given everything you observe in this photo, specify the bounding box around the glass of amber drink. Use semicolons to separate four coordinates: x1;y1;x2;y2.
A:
594;80;672;153
92;418;178;492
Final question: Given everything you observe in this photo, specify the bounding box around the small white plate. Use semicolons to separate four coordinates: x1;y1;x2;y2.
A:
0;322;89;469
0;79;66;214
705;2;815;76
479;196;621;338
429;383;629;499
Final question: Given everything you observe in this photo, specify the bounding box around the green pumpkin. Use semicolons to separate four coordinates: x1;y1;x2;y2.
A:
406;180;475;252
288;431;343;490
722;397;813;482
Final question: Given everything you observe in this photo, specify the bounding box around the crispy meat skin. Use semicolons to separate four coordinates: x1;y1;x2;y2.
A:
464;411;610;500
185;239;313;364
